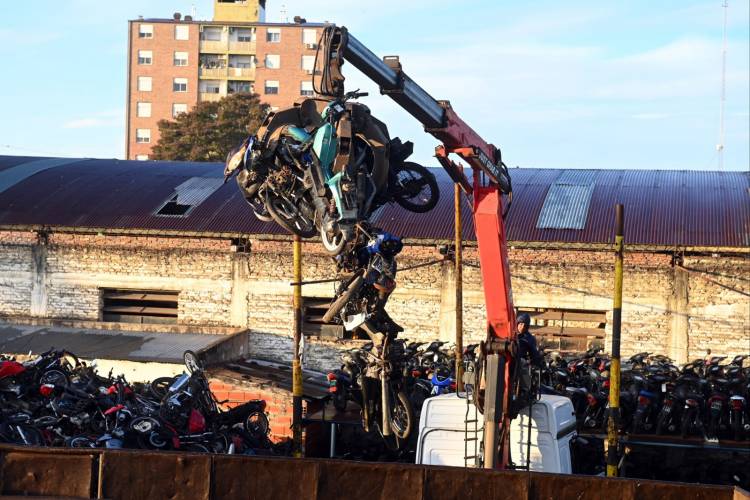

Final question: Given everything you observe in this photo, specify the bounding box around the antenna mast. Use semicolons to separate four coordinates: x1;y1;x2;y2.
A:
717;0;728;170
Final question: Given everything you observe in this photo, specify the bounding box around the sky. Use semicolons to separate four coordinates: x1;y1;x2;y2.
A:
1;1;748;171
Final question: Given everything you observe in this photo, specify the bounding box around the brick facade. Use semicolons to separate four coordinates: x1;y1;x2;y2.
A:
126;18;323;160
1;230;747;370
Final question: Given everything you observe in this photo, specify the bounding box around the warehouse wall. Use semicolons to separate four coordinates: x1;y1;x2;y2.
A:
0;230;747;371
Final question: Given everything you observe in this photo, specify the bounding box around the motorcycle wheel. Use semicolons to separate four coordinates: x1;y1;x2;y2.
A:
322;275;365;323
244;411;269;439
264;188;317;238
680;412;692;438
389;389;414;440
320;221;347;256
1;424;44;446
40;369;68;387
708;413;720;440
655;412;668;435
393;162;439;213
150;376;176;399
731;412;743;441
67;435;96;448
632;411;644;434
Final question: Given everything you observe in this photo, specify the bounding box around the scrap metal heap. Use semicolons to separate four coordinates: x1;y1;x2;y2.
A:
226;25;518;468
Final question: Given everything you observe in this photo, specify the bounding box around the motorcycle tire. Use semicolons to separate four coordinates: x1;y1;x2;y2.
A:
389;389;414;441
183;350;202;373
0;424;44;446
183;443;210;453
392;162;439;213
40;369;68;388
655;412;668;435
67;435;96;448
680;412;691;438
708;413;719;440
632;411;644;434
244;411;269;439
150;376;177;399
320;223;347;256
264;188;317;238
731;412;742;441
322;275;364;324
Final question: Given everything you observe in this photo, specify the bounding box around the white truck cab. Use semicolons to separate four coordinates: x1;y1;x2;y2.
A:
415;393;577;474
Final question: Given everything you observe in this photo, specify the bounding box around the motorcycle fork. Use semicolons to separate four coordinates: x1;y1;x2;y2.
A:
381;368;392;437
360;376;370;433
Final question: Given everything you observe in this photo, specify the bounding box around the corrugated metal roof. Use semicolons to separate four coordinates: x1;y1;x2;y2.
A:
0;155;747;248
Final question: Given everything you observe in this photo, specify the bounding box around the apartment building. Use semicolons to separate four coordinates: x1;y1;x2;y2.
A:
126;0;325;160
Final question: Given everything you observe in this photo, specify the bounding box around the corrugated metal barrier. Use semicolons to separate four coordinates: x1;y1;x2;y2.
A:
0;445;747;500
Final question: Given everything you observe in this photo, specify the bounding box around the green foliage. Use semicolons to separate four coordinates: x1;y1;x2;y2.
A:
151;93;269;162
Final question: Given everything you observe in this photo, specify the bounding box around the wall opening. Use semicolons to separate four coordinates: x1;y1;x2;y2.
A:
518;306;606;353
101;289;179;324
302;297;347;339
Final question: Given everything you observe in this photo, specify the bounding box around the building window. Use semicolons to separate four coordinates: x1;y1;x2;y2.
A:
136;102;151;118
302;297;346;338
135;128;151;143
172;103;188;117
264;54;280;69
301;55;315;74
138;24;153;39
517;307;607;353
101;289;178;325
264;80;279;95
300;81;313;96
201;26;223;41
137;50;152;65
266;28;280;42
175;25;189;40
236;27;255;42
173;77;188;92
302;29;317;48
228;80;252;94
135;155;149;161
174;51;189;66
199;80;221;94
137;76;152;92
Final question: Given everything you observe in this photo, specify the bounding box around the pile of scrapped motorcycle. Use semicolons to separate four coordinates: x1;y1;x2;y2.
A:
541;348;750;441
225;93;440;447
0;349;276;454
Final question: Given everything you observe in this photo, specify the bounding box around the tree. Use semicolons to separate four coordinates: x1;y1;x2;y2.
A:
151;93;269;162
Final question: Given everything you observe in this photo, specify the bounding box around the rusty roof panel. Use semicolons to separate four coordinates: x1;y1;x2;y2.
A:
0;156;747;248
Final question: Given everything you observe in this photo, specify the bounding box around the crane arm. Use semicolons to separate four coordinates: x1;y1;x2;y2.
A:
318;25;518;468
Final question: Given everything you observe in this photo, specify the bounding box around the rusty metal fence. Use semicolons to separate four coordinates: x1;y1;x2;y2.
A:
0;445;747;500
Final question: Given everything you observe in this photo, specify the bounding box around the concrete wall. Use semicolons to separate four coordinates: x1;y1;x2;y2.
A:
0;230;747;371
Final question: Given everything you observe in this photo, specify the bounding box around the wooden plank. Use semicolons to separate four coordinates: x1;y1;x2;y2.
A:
564;312;607;323
102;305;177;316
527;310;563;321
103;292;178;302
530;325;604;339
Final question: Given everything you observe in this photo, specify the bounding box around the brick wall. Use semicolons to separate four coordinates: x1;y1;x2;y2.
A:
0;230;747;370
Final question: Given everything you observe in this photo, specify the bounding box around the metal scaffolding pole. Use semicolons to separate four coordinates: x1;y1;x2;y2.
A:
292;235;303;458
455;182;464;392
607;204;624;477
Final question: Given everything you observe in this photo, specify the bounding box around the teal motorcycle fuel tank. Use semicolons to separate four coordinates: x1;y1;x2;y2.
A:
285;126;311;143
312;123;337;177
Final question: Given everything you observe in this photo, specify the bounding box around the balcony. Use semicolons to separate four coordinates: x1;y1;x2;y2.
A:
199;39;228;52
199;92;223;102
227;67;255;79
228;41;256;53
199;67;228;78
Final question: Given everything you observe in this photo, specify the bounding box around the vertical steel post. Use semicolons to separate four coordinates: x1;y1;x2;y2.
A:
455;182;464;392
607;204;624;477
292;235;303;458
